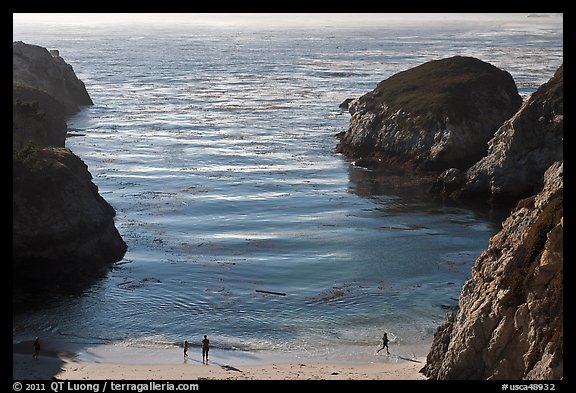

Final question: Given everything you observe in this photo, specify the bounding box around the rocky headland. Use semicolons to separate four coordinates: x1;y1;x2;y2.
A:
336;56;522;171
13;42;127;308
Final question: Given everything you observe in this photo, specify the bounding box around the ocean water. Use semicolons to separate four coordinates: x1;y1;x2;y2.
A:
13;14;563;365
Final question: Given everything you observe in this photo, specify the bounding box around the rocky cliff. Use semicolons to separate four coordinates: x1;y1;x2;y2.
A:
432;65;563;204
13;41;93;115
421;161;563;379
13;42;127;307
13;146;127;293
336;56;522;171
13;84;67;149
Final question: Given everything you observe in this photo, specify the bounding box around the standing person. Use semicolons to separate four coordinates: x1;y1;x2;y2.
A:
201;335;210;364
377;332;390;355
33;337;40;360
183;340;189;360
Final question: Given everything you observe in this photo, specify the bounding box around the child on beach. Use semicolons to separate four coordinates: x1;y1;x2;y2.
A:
183;340;189;360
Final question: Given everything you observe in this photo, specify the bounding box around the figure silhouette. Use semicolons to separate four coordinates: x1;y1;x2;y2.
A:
377;332;390;355
33;337;40;360
202;335;210;364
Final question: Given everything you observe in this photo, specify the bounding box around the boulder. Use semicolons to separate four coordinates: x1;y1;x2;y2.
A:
336;56;522;171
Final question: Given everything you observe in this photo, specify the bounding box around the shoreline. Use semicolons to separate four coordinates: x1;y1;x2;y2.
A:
13;339;428;380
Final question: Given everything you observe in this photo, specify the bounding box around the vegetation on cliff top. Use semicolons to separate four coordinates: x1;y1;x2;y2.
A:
369;56;518;122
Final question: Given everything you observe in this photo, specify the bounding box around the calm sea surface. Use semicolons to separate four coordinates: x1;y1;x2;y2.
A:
13;15;562;364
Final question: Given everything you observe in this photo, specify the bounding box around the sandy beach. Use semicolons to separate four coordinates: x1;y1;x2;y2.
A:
13;354;427;380
13;339;427;380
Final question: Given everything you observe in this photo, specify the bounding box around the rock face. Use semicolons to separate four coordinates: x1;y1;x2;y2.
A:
336;56;522;171
13;42;127;306
421;161;563;380
13;85;67;149
432;65;563;204
13;41;94;150
13;147;128;291
13;41;93;115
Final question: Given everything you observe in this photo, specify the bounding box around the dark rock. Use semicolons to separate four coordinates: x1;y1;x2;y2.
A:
334;131;346;139
13;41;93;115
336;56;522;171
338;98;354;110
13;43;126;308
13;147;127;298
429;167;465;198
13;85;67;149
353;157;381;169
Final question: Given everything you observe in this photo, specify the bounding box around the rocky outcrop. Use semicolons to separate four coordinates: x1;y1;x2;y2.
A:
13;146;127;292
336;56;522;171
339;98;354;110
421;161;563;380
13;42;126;307
13;41;95;150
13;85;67;149
432;65;563;204
13;41;93;115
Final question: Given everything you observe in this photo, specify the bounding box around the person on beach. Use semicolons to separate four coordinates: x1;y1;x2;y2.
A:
33;337;40;360
183;340;189;360
377;332;390;355
202;335;210;364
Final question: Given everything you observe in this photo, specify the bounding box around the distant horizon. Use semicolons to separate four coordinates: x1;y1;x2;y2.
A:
13;13;563;30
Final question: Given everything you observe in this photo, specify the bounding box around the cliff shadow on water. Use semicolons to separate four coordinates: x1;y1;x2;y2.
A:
13;268;114;316
345;163;512;232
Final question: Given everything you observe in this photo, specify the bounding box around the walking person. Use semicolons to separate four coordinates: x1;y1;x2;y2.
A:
183;340;189;360
202;335;210;364
33;337;40;360
377;332;390;355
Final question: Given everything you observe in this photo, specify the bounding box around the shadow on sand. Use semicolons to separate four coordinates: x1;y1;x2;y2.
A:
13;340;73;380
